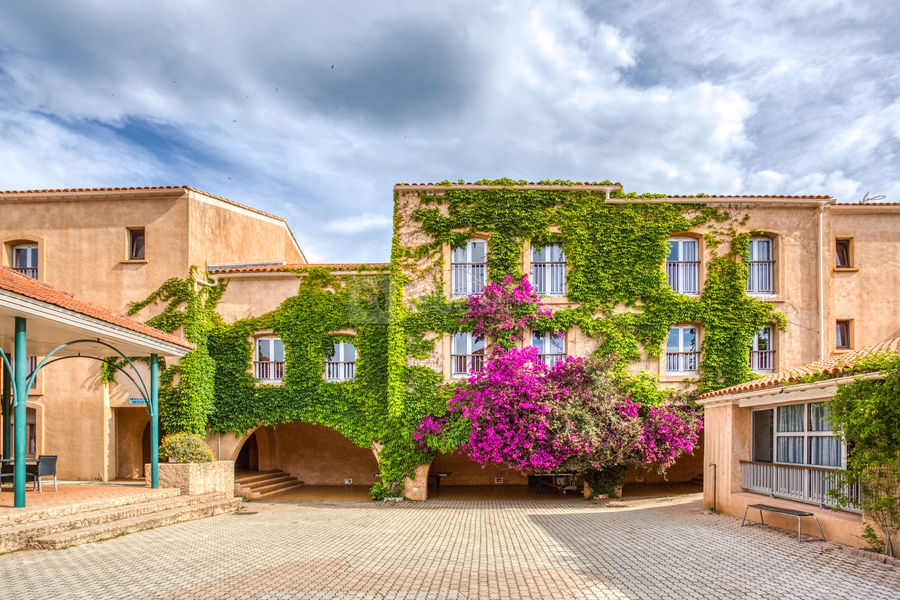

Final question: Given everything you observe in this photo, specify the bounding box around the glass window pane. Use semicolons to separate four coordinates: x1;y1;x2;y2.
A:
752;410;774;462
549;333;565;354
682;240;697;261
272;339;284;362
472;336;485;353
451;247;466;263
776;436;803;463
808;402;831;432
532;245;544;262
470;240;485;264
548;243;564;262
257;339;271;362
343;342;356;362
531;331;544;348
835;240;851;268
682;328;697;350
836;321;851;348
667;239;679;262
666;327;680;351
755;327;771;351
777;405;804;432
452;333;468;354
809;436;842;467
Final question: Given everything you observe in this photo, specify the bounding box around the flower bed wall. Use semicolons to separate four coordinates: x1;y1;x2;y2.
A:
145;460;235;497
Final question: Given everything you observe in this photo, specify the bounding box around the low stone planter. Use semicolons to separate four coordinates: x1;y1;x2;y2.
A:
145;460;235;498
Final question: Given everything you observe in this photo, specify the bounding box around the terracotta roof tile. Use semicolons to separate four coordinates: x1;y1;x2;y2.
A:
0;267;193;350
700;337;900;399
209;263;389;274
663;194;832;200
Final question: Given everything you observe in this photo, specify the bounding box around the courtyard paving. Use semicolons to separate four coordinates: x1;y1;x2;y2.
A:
0;494;896;599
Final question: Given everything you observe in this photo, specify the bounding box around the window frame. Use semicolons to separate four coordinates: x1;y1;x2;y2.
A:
530;331;567;367
746;236;775;296
325;341;357;382
753;402;846;469
450;332;486;377
11;243;39;278
450;239;487;297
750;326;775;374
665;325;700;375
666;237;700;295
530;243;567;296
834;238;853;269
254;336;285;382
835;319;853;350
126;228;146;261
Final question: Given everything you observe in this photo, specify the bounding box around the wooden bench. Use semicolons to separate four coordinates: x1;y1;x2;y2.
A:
741;503;826;542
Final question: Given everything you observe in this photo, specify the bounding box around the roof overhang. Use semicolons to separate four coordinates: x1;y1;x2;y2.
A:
0;290;191;358
697;372;885;409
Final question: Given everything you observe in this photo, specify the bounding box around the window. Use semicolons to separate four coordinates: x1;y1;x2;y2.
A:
836;320;852;349
746;237;774;295
531;243;566;296
666;238;699;294
665;326;699;374
325;342;356;382
835;238;852;268
9;407;38;457
11;244;38;278
750;327;774;373
10;356;38;391
752;403;844;468
451;240;486;297
531;331;566;366
127;228;146;260
451;332;485;377
254;337;284;381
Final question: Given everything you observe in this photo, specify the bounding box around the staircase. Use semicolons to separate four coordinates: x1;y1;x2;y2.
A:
234;470;304;499
0;489;241;553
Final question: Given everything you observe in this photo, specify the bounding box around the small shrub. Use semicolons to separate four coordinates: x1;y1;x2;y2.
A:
584;464;628;498
861;524;885;554
159;432;215;463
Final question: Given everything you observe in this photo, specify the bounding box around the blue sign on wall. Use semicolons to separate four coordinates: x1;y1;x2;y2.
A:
128;397;146;405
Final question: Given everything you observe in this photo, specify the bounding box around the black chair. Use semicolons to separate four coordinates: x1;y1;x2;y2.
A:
28;455;58;493
0;460;13;488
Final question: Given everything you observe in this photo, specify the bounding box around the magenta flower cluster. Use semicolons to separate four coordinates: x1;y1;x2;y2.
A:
461;275;551;346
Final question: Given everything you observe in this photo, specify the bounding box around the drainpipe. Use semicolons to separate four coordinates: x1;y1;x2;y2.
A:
817;202;826;360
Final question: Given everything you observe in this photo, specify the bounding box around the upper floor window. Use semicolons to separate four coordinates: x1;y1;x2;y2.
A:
531;243;566;296
665;326;698;374
451;332;485;377
666;238;699;295
752;403;844;467
451;240;486;297
12;244;38;278
127;228;146;260
531;331;566;367
750;326;774;374
326;341;356;382
836;320;852;350
254;337;284;382
746;237;774;295
835;238;852;268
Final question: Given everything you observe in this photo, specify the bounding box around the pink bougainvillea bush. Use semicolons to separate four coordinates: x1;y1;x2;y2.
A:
461;275;551;347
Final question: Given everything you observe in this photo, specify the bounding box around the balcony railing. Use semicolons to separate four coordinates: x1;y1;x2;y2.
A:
451;354;484;376
665;351;699;373
538;353;566;367
325;361;356;382
13;266;38;279
666;261;699;294
531;262;566;296
451;264;486;297
750;350;775;373
740;460;860;513
254;360;285;381
747;261;774;294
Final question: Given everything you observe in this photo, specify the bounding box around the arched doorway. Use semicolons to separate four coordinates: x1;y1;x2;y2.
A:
235;431;259;472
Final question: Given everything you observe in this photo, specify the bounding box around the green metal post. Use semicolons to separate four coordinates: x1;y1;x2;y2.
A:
1;354;10;459
14;318;27;507
150;354;159;489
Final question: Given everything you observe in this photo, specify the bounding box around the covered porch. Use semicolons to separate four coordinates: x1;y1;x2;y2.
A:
0;266;192;508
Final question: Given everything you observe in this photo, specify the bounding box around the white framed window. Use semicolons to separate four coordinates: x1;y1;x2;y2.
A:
326;341;356;382
451;240;486;297
451;332;485;377
530;331;566;366
12;244;38;279
666;238;699;294
752;403;844;468
665;326;699;374
254;337;284;382
531;243;566;296
750;326;774;373
11;355;39;391
836;320;852;350
747;237;774;295
127;228;146;260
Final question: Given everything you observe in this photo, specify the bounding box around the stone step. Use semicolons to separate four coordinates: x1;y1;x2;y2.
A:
254;483;306;499
248;477;304;495
31;496;243;550
234;471;284;484
0;487;182;527
237;473;295;488
0;492;221;553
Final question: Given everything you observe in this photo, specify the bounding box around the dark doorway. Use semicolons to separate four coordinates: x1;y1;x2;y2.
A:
236;432;259;471
141;421;151;469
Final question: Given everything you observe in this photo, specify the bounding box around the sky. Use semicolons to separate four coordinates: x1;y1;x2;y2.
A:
0;1;898;263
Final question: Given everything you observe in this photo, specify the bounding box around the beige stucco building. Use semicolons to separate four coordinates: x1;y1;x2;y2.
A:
0;183;898;539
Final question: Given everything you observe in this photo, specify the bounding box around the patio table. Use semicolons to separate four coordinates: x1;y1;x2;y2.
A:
0;458;39;493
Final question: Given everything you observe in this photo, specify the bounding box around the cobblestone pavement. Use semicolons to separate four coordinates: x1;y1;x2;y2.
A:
0;494;897;599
